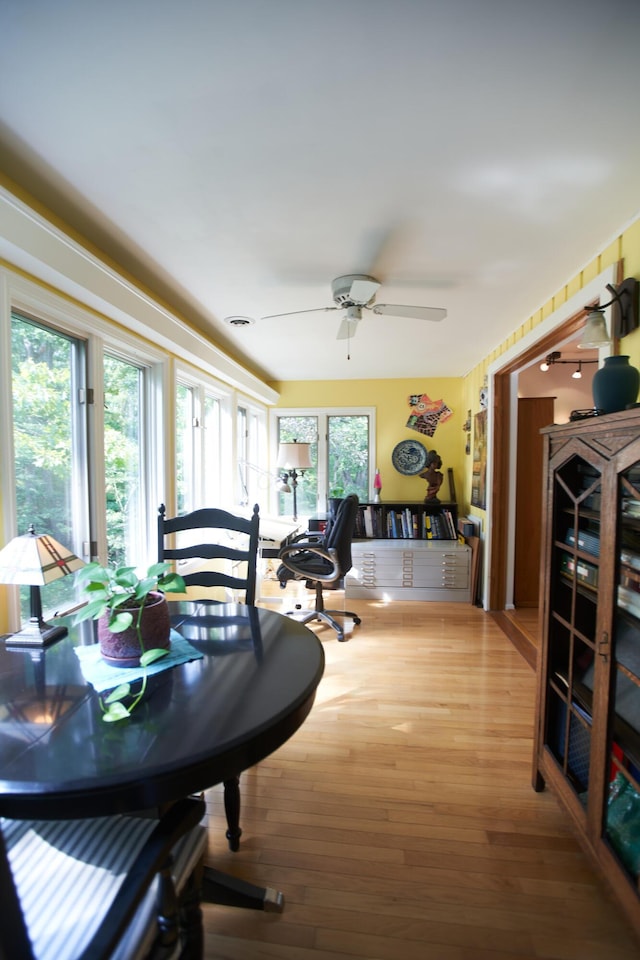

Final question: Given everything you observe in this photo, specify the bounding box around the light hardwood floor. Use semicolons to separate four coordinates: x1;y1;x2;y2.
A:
200;595;639;959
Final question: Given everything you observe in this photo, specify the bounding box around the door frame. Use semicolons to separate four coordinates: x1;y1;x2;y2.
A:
483;263;620;611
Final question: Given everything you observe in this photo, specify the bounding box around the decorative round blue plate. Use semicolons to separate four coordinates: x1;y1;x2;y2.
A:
391;439;428;476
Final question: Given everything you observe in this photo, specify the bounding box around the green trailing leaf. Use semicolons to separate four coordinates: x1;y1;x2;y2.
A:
69;598;108;623
103;701;132;722
158;572;187;593
104;683;132;703
107;610;134;633
140;648;169;667
114;567;138;589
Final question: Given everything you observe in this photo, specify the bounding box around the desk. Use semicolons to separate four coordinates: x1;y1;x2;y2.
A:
0;602;324;908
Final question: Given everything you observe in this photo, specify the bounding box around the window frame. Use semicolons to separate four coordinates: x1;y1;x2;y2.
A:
269;406;376;515
1;274;169;627
174;361;235;513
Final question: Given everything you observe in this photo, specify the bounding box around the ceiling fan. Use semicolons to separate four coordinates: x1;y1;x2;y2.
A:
261;275;447;340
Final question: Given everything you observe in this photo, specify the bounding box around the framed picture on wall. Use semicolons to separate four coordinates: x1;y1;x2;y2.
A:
471;410;487;510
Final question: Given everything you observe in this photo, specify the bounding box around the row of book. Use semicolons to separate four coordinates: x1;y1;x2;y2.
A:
354;505;457;540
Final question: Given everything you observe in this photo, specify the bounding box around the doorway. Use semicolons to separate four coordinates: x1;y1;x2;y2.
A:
484;263;620;664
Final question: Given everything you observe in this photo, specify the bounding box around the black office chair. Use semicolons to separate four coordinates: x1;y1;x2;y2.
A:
277;493;362;642
158;503;260;853
0;796;207;960
157;503;260;605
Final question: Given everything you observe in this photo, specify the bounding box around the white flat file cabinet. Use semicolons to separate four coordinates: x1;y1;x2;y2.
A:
346;539;471;602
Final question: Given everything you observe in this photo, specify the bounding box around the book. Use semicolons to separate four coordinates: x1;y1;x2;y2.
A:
363;506;374;538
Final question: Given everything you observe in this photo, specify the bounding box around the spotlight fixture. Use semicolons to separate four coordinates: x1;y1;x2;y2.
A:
579;279;640;349
540;351;561;372
572;363;583;380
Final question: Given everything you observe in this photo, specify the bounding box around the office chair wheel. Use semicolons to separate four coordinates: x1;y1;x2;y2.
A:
353;616;362;625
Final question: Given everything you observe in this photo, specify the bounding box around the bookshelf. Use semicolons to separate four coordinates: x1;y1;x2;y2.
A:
354;500;459;541
346;500;471;602
533;409;640;940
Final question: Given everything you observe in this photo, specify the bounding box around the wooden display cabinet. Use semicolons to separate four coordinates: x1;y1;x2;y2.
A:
533;408;640;939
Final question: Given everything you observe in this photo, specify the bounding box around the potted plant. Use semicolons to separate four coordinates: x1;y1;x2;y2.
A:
70;561;186;722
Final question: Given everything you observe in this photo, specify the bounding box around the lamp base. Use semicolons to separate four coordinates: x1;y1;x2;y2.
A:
3;620;67;647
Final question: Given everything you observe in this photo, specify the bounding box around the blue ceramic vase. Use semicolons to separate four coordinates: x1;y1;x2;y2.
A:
592;355;640;414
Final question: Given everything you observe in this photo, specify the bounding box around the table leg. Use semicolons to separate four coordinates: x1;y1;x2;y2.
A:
201;867;284;911
223;776;242;852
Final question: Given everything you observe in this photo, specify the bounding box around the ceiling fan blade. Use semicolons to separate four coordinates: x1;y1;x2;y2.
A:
348;277;380;304
261;306;337;320
370;303;447;322
336;316;359;340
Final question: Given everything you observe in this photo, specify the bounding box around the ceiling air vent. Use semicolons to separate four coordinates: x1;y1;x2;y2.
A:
223;315;255;327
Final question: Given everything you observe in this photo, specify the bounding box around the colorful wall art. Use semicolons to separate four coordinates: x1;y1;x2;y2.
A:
406;392;453;437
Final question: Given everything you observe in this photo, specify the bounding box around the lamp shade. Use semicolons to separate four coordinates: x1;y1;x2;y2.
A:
277;441;312;470
579;310;611;349
0;526;84;586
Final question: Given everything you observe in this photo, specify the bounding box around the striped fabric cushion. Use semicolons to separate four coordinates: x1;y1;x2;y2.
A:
2;814;206;960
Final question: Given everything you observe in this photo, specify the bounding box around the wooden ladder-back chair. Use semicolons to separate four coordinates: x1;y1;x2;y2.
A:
157;503;260;606
157;503;261;853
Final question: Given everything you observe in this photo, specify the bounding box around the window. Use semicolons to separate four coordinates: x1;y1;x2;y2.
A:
237;400;268;510
328;415;370;501
176;382;195;514
272;408;375;517
203;393;222;506
103;354;146;568
10;312;90;620
175;370;233;513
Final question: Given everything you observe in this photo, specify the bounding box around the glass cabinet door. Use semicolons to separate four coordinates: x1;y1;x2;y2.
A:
544;453;602;807
606;464;640;887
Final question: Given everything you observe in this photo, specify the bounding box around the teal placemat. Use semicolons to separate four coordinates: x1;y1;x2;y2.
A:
75;630;203;692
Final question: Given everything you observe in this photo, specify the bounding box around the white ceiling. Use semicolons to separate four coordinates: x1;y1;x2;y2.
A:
1;0;640;383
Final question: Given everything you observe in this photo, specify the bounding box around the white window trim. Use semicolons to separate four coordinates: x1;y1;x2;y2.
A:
270;406;376;512
1;268;170;573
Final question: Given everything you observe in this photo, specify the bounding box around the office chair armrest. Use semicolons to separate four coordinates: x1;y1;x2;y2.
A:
284;531;324;546
278;543;340;583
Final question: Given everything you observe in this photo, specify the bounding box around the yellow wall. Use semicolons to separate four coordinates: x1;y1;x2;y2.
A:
460;217;640;518
270;377;465;504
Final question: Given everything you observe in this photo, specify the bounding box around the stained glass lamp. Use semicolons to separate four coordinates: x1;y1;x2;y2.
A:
0;525;84;645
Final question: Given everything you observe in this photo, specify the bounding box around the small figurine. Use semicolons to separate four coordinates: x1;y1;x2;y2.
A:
373;468;382;503
420;450;443;503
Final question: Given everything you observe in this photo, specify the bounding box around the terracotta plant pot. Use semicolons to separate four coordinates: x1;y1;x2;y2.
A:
97;591;171;667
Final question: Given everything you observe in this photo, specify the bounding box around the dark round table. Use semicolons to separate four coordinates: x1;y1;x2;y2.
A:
0;602;325;820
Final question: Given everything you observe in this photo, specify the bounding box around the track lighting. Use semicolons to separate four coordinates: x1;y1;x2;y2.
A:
539;351;597;377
